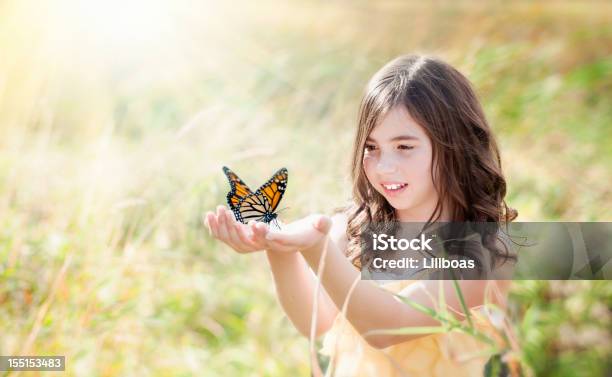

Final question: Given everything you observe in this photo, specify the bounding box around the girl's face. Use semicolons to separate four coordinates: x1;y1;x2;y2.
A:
363;106;440;221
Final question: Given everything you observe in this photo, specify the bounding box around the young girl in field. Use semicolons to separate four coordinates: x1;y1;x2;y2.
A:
204;54;517;376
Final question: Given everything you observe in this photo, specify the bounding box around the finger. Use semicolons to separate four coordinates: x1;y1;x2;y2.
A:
313;215;332;234
258;222;298;251
249;222;263;242
266;239;296;253
248;220;258;235
248;222;267;245
219;206;238;226
235;222;258;248
265;231;286;243
213;213;244;252
241;221;255;239
248;222;292;251
203;212;214;235
252;221;269;238
220;209;249;252
253;223;297;252
207;213;220;238
265;228;293;243
211;209;250;253
221;210;242;251
215;205;228;237
216;207;231;242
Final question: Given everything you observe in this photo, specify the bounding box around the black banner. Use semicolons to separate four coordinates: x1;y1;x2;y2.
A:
359;222;612;280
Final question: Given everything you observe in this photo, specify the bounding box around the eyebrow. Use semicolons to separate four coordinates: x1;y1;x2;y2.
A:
366;135;419;142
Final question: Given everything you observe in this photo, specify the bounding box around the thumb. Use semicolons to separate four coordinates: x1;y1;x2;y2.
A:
312;215;332;234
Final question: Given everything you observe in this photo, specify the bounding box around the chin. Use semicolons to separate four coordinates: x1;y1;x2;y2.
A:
377;191;414;212
385;199;413;212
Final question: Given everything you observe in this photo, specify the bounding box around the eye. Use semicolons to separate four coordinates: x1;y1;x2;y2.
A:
398;144;414;150
364;144;377;152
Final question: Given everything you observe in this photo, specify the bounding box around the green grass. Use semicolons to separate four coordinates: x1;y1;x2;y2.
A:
0;1;610;376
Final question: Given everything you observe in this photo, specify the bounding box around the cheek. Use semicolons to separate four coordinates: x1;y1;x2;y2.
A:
415;163;434;184
362;156;383;193
401;152;434;188
362;155;376;180
414;162;437;196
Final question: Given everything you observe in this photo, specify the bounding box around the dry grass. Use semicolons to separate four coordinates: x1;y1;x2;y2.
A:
0;1;610;376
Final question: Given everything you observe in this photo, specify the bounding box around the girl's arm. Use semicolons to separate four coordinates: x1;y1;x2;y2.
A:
265;250;339;338
205;206;339;339
263;214;351;338
266;215;509;349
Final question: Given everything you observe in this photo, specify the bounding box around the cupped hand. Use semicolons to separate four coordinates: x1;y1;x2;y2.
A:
264;214;332;253
203;206;332;254
204;206;269;253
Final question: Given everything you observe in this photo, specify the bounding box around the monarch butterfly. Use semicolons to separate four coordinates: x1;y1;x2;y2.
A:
223;166;288;226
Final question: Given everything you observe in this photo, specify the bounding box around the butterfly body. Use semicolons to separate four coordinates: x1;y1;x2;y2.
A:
256;210;278;224
223;166;288;226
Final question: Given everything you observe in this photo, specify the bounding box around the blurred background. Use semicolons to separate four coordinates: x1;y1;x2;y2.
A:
0;0;610;376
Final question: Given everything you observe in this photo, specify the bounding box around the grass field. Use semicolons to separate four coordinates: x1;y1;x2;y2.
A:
0;1;610;376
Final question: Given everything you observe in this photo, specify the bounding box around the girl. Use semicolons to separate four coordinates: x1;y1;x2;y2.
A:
204;54;517;376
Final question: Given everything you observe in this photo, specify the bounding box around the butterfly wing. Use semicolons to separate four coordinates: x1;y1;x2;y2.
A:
224;167;288;225
223;166;254;211
255;167;288;213
233;192;273;224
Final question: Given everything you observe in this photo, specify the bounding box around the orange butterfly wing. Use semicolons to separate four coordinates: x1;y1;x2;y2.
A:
223;167;288;224
256;168;288;213
223;166;254;210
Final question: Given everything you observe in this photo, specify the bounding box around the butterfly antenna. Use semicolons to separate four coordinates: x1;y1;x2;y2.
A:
273;218;282;230
274;207;290;229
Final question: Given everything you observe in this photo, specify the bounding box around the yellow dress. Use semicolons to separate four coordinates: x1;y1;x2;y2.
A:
319;280;501;377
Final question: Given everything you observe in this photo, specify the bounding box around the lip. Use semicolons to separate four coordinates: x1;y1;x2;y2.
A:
380;182;408;196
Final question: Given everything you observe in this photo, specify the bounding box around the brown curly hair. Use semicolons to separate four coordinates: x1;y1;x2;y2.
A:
345;54;517;270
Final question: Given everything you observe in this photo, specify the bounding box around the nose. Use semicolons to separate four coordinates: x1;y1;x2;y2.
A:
376;153;398;175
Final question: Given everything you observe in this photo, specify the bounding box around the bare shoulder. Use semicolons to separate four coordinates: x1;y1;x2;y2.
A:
329;212;349;253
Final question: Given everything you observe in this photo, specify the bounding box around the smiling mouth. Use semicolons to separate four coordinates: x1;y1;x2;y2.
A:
381;183;408;192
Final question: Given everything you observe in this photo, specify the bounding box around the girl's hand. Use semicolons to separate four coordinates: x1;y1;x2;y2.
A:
203;206;332;254
204;206;271;253
264;214;333;253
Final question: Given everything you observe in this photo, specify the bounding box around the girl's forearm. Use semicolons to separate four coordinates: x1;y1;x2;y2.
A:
299;237;455;348
265;250;338;338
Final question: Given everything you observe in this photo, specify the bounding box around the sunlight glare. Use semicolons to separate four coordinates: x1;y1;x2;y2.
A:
72;0;177;51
